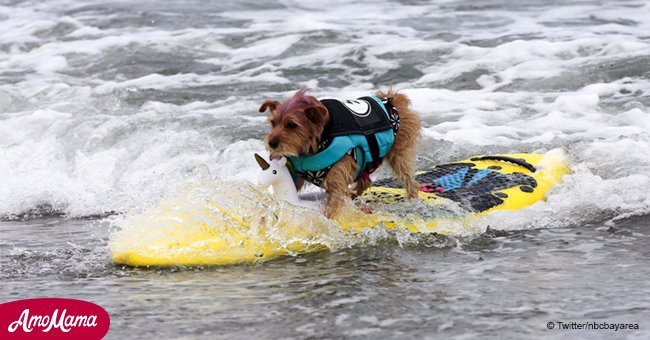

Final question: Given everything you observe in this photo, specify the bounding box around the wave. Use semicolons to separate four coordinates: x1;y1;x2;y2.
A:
0;0;648;227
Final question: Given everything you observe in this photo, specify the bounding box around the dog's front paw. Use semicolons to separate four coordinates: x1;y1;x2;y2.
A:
323;207;335;219
323;201;341;219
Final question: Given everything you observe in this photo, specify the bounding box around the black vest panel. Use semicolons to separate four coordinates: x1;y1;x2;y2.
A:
320;97;392;138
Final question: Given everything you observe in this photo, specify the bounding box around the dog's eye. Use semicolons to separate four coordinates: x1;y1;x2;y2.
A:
286;122;297;129
272;170;277;175
270;120;277;127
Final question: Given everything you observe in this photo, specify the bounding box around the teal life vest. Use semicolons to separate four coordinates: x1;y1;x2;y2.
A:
288;96;399;187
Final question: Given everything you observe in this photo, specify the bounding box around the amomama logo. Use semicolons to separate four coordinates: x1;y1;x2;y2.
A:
0;298;110;339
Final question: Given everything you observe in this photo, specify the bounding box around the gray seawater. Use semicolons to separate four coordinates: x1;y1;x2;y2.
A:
1;0;649;338
2;217;649;338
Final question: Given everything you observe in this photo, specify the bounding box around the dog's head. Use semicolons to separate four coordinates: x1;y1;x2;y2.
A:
259;88;329;157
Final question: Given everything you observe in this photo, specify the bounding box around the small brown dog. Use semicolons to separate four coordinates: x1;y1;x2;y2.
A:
260;89;421;218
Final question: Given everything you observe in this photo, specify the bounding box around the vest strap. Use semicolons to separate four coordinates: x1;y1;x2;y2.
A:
364;134;381;171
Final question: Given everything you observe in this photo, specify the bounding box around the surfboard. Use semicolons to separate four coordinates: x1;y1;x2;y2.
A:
110;151;570;267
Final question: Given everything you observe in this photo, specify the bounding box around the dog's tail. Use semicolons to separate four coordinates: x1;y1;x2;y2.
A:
375;88;411;113
375;88;421;144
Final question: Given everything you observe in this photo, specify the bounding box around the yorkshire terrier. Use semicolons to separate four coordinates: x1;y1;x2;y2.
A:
260;88;421;218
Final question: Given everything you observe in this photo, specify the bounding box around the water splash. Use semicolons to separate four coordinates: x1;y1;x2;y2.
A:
108;178;480;266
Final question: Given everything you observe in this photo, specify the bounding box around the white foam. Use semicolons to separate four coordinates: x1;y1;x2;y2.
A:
0;0;647;229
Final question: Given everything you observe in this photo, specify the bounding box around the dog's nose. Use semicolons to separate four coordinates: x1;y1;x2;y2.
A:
268;139;280;149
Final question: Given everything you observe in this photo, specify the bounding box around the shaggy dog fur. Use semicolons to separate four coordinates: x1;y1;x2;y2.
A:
260;88;421;218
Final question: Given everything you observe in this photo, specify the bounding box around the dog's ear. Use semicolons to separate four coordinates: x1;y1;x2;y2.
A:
259;100;281;113
304;104;329;127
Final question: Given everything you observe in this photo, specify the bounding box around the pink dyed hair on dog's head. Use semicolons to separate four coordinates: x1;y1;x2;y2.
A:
279;88;321;115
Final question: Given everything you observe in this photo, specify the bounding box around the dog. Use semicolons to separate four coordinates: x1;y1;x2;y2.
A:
260;88;421;218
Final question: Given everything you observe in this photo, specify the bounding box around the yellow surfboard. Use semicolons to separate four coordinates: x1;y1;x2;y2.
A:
110;150;570;267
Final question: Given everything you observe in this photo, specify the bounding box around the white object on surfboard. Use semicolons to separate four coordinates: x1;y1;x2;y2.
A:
255;153;323;211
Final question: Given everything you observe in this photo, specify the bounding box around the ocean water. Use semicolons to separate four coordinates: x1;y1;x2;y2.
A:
1;0;649;338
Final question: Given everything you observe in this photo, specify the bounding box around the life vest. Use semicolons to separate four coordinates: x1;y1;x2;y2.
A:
288;96;399;187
